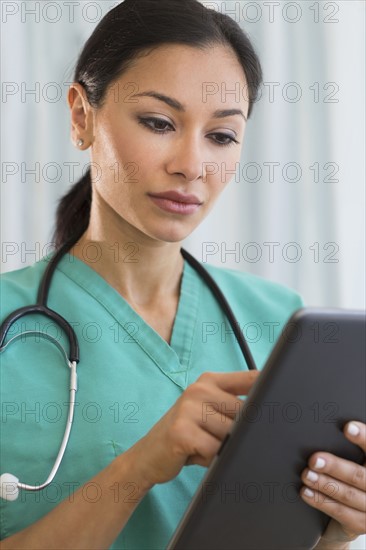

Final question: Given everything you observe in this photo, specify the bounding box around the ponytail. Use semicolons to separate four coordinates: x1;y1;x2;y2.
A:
52;168;92;250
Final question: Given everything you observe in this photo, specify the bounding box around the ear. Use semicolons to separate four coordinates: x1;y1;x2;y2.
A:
68;83;94;148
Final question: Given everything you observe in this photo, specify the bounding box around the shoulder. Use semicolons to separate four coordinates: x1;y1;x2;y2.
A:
200;262;304;321
0;260;48;316
1;261;44;293
202;262;303;302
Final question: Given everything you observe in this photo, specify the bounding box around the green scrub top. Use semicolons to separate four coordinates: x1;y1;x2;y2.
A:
0;252;303;548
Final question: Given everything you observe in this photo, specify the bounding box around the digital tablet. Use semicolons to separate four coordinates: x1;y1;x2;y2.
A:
167;308;366;550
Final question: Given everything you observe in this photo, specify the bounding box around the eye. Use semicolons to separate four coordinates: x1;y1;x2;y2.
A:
137;116;173;134
209;133;240;147
137;116;240;147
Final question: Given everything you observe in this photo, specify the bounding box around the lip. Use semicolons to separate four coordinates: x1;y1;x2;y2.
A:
148;191;203;215
148;191;203;204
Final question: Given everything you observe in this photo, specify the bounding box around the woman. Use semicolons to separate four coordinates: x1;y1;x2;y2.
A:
0;1;364;548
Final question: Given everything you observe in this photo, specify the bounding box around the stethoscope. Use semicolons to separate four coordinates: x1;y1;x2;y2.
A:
0;238;257;502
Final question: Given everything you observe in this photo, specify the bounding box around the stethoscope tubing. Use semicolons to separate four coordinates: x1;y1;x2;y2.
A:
0;304;79;363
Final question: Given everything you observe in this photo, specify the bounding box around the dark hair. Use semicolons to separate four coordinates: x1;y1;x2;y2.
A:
53;0;263;249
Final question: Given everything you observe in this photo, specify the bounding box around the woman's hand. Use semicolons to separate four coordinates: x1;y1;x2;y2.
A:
130;370;260;488
301;421;366;549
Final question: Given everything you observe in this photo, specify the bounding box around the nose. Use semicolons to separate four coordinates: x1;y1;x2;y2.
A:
165;133;207;182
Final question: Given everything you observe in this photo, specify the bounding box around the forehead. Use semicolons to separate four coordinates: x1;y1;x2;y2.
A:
107;43;249;112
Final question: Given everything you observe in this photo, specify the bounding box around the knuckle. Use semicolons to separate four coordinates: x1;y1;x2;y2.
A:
351;465;366;489
170;416;188;436
183;382;198;397
177;396;196;417
169;415;185;435
184;381;207;399
197;371;216;384
344;486;357;505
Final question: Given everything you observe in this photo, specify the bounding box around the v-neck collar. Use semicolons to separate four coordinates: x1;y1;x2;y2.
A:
52;252;202;390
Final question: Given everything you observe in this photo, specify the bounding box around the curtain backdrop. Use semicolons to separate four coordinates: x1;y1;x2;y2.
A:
1;1;365;547
1;1;365;311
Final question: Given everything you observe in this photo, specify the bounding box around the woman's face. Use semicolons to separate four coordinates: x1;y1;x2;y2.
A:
72;43;249;244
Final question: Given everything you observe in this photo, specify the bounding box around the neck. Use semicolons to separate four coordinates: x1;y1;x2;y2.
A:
68;219;184;310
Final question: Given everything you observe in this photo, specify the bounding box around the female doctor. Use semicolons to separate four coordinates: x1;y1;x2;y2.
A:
1;0;365;548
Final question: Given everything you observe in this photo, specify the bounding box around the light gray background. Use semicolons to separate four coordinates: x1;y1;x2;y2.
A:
1;2;365;547
1;0;365;312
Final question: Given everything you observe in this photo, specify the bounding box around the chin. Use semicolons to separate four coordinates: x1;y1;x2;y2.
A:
154;232;191;244
148;224;196;244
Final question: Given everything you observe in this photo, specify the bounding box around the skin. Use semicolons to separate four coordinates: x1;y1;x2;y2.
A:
1;43;364;549
68;43;249;342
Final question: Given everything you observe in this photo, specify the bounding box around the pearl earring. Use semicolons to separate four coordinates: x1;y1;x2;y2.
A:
76;139;84;147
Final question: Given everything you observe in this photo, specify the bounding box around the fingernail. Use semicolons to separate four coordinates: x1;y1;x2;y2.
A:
306;470;318;482
347;422;360;436
304;488;314;498
314;457;326;469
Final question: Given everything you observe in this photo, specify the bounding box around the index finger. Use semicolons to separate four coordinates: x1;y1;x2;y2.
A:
199;370;261;396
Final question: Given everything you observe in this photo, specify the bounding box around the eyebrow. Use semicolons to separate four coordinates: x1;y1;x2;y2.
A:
131;90;247;121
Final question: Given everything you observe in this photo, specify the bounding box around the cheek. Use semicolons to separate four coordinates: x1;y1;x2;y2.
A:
91;139;134;205
96;126;135;171
99;127;163;187
222;151;241;183
210;155;239;194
